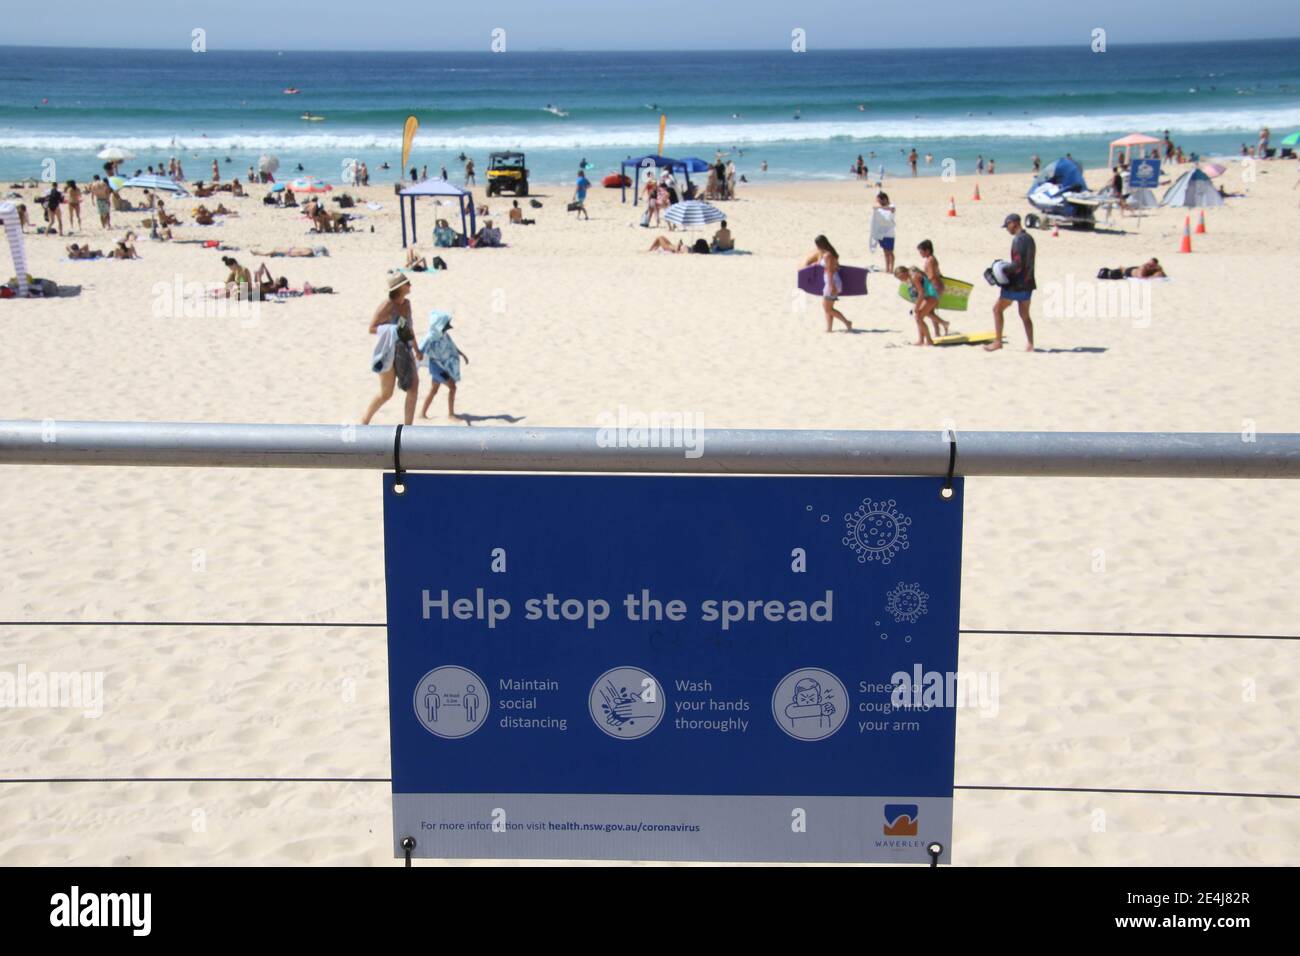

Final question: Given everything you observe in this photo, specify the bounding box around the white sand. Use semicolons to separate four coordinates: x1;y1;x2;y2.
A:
0;161;1296;864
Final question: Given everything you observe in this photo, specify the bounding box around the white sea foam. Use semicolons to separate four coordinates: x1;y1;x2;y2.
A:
3;106;1298;152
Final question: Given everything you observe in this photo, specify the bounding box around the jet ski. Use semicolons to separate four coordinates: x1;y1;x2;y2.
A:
1026;156;1101;229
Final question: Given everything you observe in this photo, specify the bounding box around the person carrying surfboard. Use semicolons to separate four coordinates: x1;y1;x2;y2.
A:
804;236;852;333
917;240;951;338
894;266;936;346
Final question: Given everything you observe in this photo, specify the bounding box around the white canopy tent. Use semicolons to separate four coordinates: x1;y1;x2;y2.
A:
0;202;29;297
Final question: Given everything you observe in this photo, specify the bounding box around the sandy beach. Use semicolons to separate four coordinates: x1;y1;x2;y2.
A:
0;159;1297;865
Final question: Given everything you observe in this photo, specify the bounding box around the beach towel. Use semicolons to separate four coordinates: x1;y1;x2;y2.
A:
418;311;461;382
371;323;397;374
869;207;896;251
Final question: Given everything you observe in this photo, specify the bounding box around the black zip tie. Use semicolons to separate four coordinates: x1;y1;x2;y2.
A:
401;836;415;867
393;423;406;494
927;841;944;867
941;428;957;499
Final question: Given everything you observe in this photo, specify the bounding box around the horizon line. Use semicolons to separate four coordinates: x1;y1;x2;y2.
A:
2;36;1299;54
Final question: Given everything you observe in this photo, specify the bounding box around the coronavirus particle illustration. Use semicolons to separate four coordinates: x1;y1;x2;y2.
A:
885;581;929;623
842;498;911;564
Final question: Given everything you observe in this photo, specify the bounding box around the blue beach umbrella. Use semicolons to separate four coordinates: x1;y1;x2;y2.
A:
663;200;724;228
117;174;190;196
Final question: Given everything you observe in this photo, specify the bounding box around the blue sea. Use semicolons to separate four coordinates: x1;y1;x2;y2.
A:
2;41;1298;185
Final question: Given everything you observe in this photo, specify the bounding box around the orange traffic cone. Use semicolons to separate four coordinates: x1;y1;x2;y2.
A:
972;183;982;201
1195;210;1206;234
1179;215;1193;253
947;197;957;217
1052;224;1059;238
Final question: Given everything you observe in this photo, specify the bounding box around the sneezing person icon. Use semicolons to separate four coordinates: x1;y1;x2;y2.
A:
772;668;848;741
785;677;835;730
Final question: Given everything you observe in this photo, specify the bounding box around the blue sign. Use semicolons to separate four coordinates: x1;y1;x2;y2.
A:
383;474;963;863
1128;158;1161;189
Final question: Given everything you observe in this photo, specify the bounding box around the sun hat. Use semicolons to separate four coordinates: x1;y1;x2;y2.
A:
387;273;410;294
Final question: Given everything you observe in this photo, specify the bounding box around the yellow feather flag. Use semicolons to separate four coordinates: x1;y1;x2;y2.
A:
401;115;419;173
657;114;667;155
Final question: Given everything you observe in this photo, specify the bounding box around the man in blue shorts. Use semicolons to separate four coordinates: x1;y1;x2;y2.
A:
987;212;1036;351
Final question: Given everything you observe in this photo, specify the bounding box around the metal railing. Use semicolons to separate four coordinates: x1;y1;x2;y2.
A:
2;421;1299;478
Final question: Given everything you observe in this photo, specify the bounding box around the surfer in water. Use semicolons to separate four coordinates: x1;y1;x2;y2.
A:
804;236;852;333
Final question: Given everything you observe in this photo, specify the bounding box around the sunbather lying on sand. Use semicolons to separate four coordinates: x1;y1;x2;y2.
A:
1125;258;1166;278
255;264;289;298
66;243;104;260
647;236;711;254
249;246;328;258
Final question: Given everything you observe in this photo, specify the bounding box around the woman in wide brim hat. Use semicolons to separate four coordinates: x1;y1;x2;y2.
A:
361;273;421;425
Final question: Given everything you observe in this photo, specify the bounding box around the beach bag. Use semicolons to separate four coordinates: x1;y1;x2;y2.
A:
529;199;542;208
639;209;651;227
431;256;447;271
566;201;581;212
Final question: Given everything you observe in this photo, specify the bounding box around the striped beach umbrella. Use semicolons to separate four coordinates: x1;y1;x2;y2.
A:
663;200;724;228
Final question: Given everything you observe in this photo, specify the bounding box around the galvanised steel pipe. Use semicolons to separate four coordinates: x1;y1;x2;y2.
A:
0;420;1298;479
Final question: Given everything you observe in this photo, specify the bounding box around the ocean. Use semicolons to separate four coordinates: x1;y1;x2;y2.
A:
2;41;1298;186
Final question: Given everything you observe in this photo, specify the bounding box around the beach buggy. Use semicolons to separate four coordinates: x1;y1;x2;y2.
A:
486;151;529;197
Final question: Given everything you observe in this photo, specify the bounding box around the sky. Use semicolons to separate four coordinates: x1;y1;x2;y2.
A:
5;0;1300;51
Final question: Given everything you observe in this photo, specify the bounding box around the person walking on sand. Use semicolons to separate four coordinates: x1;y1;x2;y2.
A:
804;235;852;333
908;148;918;176
44;182;64;236
362;274;421;425
464;158;475;186
90;175;112;229
64;180;83;232
419;311;469;420
572;170;590;220
916;239;950;338
869;191;896;274
987;213;1036;352
894;266;937;346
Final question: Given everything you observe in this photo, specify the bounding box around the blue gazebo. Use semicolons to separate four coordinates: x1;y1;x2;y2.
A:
399;179;476;248
620;154;699;205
